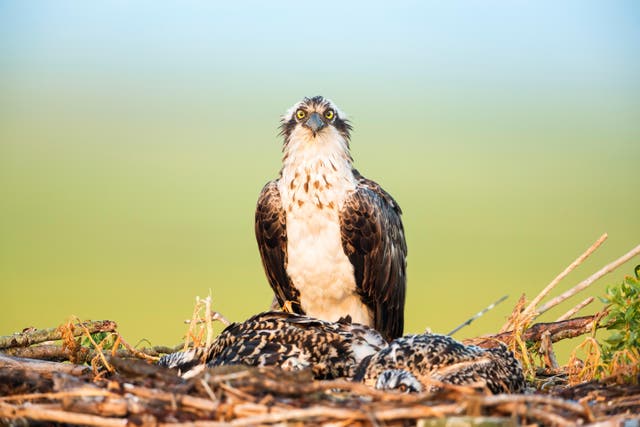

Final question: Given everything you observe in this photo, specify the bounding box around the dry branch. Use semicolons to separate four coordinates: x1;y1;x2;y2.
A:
536;243;640;316
0;402;127;427
0;320;117;349
2;343;181;364
556;297;594;322
122;383;219;412
521;234;607;323
464;314;607;348
1;344;92;363
0;354;89;378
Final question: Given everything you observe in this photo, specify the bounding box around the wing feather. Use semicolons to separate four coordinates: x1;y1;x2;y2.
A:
340;170;407;340
254;181;303;313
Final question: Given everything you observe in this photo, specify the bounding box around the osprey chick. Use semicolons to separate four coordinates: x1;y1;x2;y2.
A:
354;334;525;394
255;96;407;340
158;311;387;379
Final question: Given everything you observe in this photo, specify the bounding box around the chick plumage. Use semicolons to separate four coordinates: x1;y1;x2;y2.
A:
353;333;525;394
159;311;387;379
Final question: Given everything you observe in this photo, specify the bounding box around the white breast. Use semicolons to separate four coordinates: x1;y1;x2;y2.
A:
278;136;372;326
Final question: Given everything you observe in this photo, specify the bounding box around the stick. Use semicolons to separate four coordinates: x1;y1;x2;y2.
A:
0;320;117;349
77;322;113;373
448;295;508;336
464;314;607;348
0;354;89;377
481;393;590;416
502;234;607;332
495;402;574;427
0;402;127;427
2;344;91;363
227;404;458;426
556;297;594;322
122;383;219;412
0;389;114;402
536;243;640;316
204;296;213;349
112;333;158;362
2;344;181;363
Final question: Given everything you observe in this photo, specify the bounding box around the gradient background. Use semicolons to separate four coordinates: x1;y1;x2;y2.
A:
1;2;639;354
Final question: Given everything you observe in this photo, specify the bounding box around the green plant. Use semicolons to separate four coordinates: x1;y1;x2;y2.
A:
590;264;640;382
600;265;640;358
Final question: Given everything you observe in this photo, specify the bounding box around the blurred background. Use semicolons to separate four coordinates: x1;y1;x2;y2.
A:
1;2;639;356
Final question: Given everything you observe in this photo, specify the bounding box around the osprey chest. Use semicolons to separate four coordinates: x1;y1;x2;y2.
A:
278;162;372;326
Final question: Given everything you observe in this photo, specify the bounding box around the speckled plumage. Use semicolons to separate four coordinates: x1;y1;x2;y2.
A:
353;333;525;394
255;96;407;341
159;311;387;379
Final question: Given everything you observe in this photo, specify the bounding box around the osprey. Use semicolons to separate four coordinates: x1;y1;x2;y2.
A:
354;334;525;394
159;312;524;394
158;311;387;379
255;96;407;341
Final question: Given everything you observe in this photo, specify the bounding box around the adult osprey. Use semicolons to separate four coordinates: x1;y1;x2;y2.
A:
255;96;407;341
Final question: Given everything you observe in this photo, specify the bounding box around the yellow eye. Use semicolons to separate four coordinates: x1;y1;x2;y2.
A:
324;109;335;120
296;109;306;120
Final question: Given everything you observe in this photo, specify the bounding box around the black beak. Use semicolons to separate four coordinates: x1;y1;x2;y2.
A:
304;112;325;135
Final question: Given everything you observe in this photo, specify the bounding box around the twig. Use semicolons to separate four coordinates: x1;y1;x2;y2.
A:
528;235;606;317
501;234;607;332
480;393;590;417
0;320;117;349
2;344;181;363
0;354;89;378
76;321;113;373
536;243;640;316
185;298;198;351
495;402;574;426
211;311;231;327
122;383;219;412
539;330;560;370
448;295;508;336
0;389;115;402
464;314;608;348
113;333;158;362
228;403;459;426
184;312;232;327
1;344;91;363
0;402;128;427
205;296;214;349
200;378;218;403
556;297;595;322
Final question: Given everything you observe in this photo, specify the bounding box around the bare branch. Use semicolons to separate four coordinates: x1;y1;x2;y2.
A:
536;243;640;316
502;234;607;332
0;320;117;349
448;295;508;336
0;354;89;378
556;297;595;322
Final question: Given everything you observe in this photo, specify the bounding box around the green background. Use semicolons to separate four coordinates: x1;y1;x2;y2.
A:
1;2;639;355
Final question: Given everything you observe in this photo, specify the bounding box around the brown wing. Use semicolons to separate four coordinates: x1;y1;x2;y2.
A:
340;170;407;341
255;180;303;314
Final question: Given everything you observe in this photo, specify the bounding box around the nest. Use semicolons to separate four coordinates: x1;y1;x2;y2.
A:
1;234;639;426
0;352;639;426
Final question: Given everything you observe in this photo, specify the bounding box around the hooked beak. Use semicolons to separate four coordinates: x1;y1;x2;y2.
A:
303;112;325;135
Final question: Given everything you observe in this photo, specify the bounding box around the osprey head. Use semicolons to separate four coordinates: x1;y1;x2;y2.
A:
375;369;424;393
280;96;352;145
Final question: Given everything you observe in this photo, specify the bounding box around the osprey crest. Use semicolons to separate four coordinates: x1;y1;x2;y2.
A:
255;96;407;341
